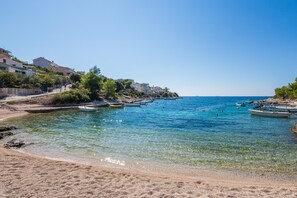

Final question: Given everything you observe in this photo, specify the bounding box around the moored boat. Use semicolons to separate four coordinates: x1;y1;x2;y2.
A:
245;100;254;104
235;103;246;107
109;104;124;108
248;109;291;118
124;103;141;107
78;106;97;112
274;106;297;113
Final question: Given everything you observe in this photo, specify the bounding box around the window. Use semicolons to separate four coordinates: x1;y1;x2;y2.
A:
3;59;6;63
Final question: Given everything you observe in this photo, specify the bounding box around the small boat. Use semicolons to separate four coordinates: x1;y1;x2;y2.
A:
78;106;97;112
235;103;246;107
245;100;254;104
109;104;124;108
274;106;297;113
140;101;148;105
164;98;177;100
248;109;291;118
124;103;141;107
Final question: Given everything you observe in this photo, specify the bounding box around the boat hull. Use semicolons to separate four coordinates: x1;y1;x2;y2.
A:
248;109;291;118
124;103;141;107
110;104;124;108
78;106;97;112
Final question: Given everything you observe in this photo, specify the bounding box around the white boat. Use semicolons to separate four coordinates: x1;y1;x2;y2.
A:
235;103;246;107
124;103;141;107
109;104;124;108
78;106;97;112
274;106;297;113
248;109;291;118
245;100;254;104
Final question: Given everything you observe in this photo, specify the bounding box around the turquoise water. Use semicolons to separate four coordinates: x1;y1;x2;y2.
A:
3;97;297;175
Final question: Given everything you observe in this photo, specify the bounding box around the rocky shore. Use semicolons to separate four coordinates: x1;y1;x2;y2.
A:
264;98;297;106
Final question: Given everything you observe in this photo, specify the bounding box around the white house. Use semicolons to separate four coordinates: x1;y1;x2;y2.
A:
151;86;164;94
25;69;36;76
0;53;23;69
131;81;152;94
0;48;35;75
0;62;26;74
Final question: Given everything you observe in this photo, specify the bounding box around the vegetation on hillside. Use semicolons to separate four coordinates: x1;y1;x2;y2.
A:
1;63;178;104
0;68;70;90
275;78;297;99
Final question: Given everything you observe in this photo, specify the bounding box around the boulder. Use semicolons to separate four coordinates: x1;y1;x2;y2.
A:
0;131;13;139
0;126;17;132
4;139;25;149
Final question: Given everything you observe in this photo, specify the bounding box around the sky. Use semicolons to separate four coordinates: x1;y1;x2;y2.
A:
1;0;297;96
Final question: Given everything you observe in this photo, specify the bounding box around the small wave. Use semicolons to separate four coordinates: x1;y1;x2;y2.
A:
101;157;125;166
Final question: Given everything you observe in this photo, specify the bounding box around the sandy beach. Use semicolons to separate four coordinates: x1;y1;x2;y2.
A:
0;106;28;122
0;147;297;198
1;102;297;197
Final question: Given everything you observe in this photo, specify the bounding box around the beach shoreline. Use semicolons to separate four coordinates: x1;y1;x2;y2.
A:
0;108;29;122
1;146;297;197
1;99;297;197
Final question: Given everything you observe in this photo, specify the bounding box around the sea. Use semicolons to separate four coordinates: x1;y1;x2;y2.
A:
2;96;297;179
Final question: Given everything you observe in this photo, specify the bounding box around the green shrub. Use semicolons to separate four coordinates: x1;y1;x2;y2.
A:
50;89;91;104
20;84;33;89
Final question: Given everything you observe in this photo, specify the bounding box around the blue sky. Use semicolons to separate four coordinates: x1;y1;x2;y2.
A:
1;0;297;96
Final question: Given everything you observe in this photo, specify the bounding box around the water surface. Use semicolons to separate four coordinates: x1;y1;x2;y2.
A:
3;97;297;177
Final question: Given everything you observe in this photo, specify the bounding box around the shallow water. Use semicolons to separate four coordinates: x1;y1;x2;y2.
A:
2;97;297;176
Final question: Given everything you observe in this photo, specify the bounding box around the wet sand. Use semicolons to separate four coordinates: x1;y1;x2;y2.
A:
0;109;28;122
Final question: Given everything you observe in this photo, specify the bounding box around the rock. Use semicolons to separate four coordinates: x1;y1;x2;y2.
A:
4;139;25;149
0;131;14;139
0;126;17;132
0;104;17;111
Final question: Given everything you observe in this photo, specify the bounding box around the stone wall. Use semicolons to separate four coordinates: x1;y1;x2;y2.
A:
0;88;42;98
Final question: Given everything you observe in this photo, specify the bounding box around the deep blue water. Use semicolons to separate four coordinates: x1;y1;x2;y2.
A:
3;96;297;175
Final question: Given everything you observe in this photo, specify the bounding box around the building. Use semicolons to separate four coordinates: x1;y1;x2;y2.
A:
0;51;23;69
0;48;35;75
131;81;152;94
151;86;164;94
0;62;26;74
33;57;75;75
0;55;24;69
49;65;75;76
24;69;36;76
32;57;58;68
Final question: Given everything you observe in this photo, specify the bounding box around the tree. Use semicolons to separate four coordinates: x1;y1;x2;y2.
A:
164;87;169;93
80;66;103;99
275;86;291;99
54;76;63;86
41;74;54;88
115;81;125;92
70;73;81;83
102;79;116;99
90;66;100;75
0;72;18;88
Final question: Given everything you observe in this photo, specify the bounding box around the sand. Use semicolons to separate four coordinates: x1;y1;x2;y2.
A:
0;147;296;198
1;103;297;197
0;109;28;122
